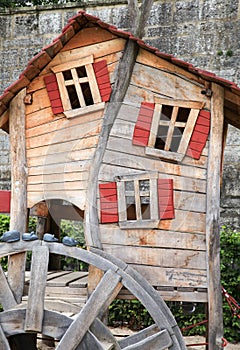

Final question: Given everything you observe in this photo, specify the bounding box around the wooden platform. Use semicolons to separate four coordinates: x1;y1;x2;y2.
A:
23;270;207;311
23;270;88;317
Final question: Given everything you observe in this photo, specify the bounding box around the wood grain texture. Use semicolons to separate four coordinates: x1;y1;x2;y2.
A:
56;270;121;350
102;245;206;270
131;63;208;102
0;266;17;310
8;89;28;304
41;38;125;76
61;26;118;52
100;226;206;250
0;324;10;350
136;48;208;90
25;245;49;332
206;83;224;349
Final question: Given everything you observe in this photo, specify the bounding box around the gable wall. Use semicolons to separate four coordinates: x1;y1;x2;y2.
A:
0;0;240;227
99;49;210;300
25;26;124;209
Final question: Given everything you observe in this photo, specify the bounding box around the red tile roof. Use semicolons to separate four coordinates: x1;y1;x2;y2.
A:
1;10;240;118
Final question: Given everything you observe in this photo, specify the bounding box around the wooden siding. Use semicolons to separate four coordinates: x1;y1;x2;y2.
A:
99;53;209;299
26;33;124;209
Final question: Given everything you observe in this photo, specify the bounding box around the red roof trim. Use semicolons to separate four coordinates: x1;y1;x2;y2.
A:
0;10;240;115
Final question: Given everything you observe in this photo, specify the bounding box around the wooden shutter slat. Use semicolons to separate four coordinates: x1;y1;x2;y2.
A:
133;102;155;146
99;182;119;223
44;74;64;114
186;109;211;160
158;179;175;220
0;190;11;213
93;60;112;102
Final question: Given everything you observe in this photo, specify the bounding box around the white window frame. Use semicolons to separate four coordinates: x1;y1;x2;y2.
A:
115;172;159;229
51;55;105;118
145;97;204;162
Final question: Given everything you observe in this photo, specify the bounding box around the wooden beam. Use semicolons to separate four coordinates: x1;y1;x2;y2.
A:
0;109;9;132
206;83;224;349
25;245;49;332
8;88;28;304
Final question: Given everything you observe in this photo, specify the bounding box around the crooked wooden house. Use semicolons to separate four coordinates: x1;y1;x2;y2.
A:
0;10;240;350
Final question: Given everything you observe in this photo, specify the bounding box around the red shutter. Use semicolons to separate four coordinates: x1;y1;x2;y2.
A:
93;60;112;102
132;102;155;146
0;190;11;213
186;109;211;160
44;74;64;114
158;179;174;220
99;182;119;223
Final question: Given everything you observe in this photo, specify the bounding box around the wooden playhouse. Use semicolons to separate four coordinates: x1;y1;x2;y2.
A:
0;10;240;350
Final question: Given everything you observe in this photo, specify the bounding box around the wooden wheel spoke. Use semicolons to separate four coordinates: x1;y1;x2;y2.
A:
90;318;121;350
56;269;122;350
120;326;172;350
0;265;17;311
0;323;11;350
24;245;49;333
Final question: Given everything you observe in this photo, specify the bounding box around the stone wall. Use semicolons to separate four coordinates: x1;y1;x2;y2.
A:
0;0;240;227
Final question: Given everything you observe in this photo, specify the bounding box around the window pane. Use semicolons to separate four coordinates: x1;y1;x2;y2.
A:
170;127;184;152
76;66;87;78
126;205;136;221
67;85;81;109
177;107;190;122
125;181;134;191
81;82;94;106
63;70;72;80
155;125;168;150
161;105;173;119
139;179;150;191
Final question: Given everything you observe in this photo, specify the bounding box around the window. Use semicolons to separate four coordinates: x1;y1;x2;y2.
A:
45;55;112;118
116;173;159;228
99;172;174;228
51;55;104;118
133;98;209;162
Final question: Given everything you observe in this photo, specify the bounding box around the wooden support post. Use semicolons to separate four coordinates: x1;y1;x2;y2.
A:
25;245;49;333
8;88;28;304
36;216;46;240
46;214;61;270
206;83;224;349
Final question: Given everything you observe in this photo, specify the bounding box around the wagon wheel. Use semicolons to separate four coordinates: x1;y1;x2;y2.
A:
0;241;186;350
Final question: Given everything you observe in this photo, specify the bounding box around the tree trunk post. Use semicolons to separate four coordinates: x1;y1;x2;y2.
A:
206;83;224;349
8;88;28;304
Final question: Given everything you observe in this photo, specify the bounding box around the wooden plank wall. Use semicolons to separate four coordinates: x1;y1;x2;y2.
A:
25;27;125;209
99;49;211;302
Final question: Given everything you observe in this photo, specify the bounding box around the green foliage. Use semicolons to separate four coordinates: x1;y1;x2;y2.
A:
60;219;88;271
220;226;240;342
108;299;154;331
226;50;233;57
0;214;10;234
217;50;223;56
0;214;10;271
